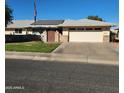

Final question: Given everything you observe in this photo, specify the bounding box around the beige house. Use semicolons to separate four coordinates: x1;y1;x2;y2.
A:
5;20;34;35
5;19;115;43
57;19;115;42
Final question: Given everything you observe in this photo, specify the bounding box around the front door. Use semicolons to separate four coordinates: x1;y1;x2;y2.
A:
47;31;55;42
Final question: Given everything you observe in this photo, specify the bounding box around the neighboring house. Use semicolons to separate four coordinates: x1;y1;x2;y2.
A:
5;19;116;43
115;28;119;40
5;20;34;35
110;26;119;41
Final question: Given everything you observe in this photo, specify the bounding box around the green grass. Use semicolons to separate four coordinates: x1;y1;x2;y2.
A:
5;41;60;53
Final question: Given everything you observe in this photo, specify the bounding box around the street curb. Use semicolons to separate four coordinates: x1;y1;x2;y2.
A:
6;52;119;66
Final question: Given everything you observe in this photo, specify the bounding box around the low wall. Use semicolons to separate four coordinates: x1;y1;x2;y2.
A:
5;35;41;43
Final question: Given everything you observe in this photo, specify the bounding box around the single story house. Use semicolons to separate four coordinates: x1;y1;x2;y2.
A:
5;20;34;35
5;19;116;42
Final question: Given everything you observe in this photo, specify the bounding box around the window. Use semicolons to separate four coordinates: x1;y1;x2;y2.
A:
27;28;33;31
15;29;22;33
86;28;93;30
69;28;76;30
15;29;18;33
19;29;22;33
95;28;102;30
77;28;84;30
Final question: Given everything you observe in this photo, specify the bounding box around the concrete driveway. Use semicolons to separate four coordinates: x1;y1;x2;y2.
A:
53;43;119;63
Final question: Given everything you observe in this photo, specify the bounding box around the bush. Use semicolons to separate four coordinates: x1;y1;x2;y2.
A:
5;35;41;43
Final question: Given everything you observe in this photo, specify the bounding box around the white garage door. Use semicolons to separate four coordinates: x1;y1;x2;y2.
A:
69;31;103;42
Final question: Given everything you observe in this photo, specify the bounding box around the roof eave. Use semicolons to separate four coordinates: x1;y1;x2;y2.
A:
58;25;114;27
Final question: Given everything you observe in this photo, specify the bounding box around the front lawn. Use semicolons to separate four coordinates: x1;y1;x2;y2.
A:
5;41;60;53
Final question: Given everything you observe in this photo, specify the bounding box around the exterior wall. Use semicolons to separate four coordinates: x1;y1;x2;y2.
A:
101;28;110;42
55;31;59;42
60;35;68;42
59;28;68;42
102;31;110;42
5;31;14;35
21;31;27;35
27;31;33;34
41;30;47;42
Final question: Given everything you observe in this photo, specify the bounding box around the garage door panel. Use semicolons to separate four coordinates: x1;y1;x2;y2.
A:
69;31;103;42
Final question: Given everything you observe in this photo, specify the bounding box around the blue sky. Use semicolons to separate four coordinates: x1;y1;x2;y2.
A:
6;0;119;23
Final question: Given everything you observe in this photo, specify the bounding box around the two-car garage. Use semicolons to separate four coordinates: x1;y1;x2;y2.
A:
69;31;103;42
57;19;114;43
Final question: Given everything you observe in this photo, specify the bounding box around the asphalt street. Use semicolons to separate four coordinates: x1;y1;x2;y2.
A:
6;59;119;93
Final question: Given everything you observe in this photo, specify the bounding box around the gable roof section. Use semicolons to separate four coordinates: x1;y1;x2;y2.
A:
58;19;116;27
6;19;116;28
6;20;34;28
31;20;64;25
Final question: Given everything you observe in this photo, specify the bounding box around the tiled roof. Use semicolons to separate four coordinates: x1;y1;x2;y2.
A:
58;19;116;27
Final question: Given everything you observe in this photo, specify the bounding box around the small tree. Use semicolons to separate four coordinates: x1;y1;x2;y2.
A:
5;4;13;27
87;16;103;21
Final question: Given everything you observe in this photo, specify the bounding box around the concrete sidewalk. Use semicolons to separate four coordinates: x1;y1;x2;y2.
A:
6;51;119;65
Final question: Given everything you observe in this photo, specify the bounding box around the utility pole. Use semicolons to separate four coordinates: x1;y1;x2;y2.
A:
34;0;37;22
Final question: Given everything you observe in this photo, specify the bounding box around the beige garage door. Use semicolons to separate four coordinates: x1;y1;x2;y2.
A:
69;31;103;42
